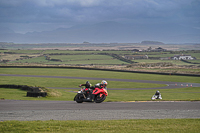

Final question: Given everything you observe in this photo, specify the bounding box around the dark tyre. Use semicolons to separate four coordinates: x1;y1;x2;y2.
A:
75;94;84;103
94;93;106;103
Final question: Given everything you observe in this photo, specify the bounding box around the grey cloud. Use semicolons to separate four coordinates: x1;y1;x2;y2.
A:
0;0;196;19
0;0;199;33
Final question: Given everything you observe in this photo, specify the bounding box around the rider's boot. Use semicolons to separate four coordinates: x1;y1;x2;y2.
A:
86;91;91;100
90;94;95;101
87;95;90;100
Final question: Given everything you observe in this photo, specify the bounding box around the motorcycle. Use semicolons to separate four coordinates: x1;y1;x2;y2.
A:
151;95;162;100
74;87;108;103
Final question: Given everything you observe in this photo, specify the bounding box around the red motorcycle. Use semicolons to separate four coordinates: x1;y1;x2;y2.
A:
74;87;108;103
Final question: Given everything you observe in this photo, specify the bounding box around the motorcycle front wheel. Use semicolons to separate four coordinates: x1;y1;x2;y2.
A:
94;93;106;103
75;94;84;103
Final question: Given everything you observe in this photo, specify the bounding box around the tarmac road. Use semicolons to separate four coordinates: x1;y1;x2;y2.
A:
0;100;200;121
0;74;200;121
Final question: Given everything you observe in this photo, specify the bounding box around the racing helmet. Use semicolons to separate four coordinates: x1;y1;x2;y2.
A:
101;80;107;86
155;91;160;95
86;81;90;85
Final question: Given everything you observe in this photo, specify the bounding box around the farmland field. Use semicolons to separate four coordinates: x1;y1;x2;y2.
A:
7;54;129;65
1;49;200;68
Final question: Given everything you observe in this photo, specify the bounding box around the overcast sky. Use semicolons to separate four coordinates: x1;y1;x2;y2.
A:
0;0;199;34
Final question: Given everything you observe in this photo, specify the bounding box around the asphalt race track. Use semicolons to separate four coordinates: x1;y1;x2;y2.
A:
1;100;200;121
0;74;200;121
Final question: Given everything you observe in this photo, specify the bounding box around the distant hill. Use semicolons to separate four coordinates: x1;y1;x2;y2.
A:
141;41;165;45
0;21;199;43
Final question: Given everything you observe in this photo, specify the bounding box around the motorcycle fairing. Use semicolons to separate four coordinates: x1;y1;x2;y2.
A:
92;88;108;96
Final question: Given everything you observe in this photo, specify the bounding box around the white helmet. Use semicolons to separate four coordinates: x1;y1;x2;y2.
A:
101;80;107;86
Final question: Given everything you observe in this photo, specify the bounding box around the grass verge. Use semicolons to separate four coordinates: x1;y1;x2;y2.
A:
0;119;200;133
0;76;166;89
1;87;200;101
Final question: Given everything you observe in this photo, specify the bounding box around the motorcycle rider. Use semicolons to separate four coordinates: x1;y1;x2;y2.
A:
95;80;108;90
79;81;94;100
78;80;108;101
79;81;91;89
152;90;162;100
86;80;107;101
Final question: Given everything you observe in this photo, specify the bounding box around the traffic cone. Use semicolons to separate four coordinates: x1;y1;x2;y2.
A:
191;84;192;87
175;83;177;86
181;84;183;86
186;84;188;87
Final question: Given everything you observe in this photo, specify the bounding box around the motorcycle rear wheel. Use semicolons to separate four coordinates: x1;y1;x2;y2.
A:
94;94;106;103
75;94;84;103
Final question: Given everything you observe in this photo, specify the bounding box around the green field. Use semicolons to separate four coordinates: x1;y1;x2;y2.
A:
147;52;200;59
3;53;129;65
1;119;200;133
188;59;200;63
1;49;200;77
0;76;166;89
0;68;200;101
1;49;200;66
9;56;48;64
134;59;192;65
1;68;199;83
